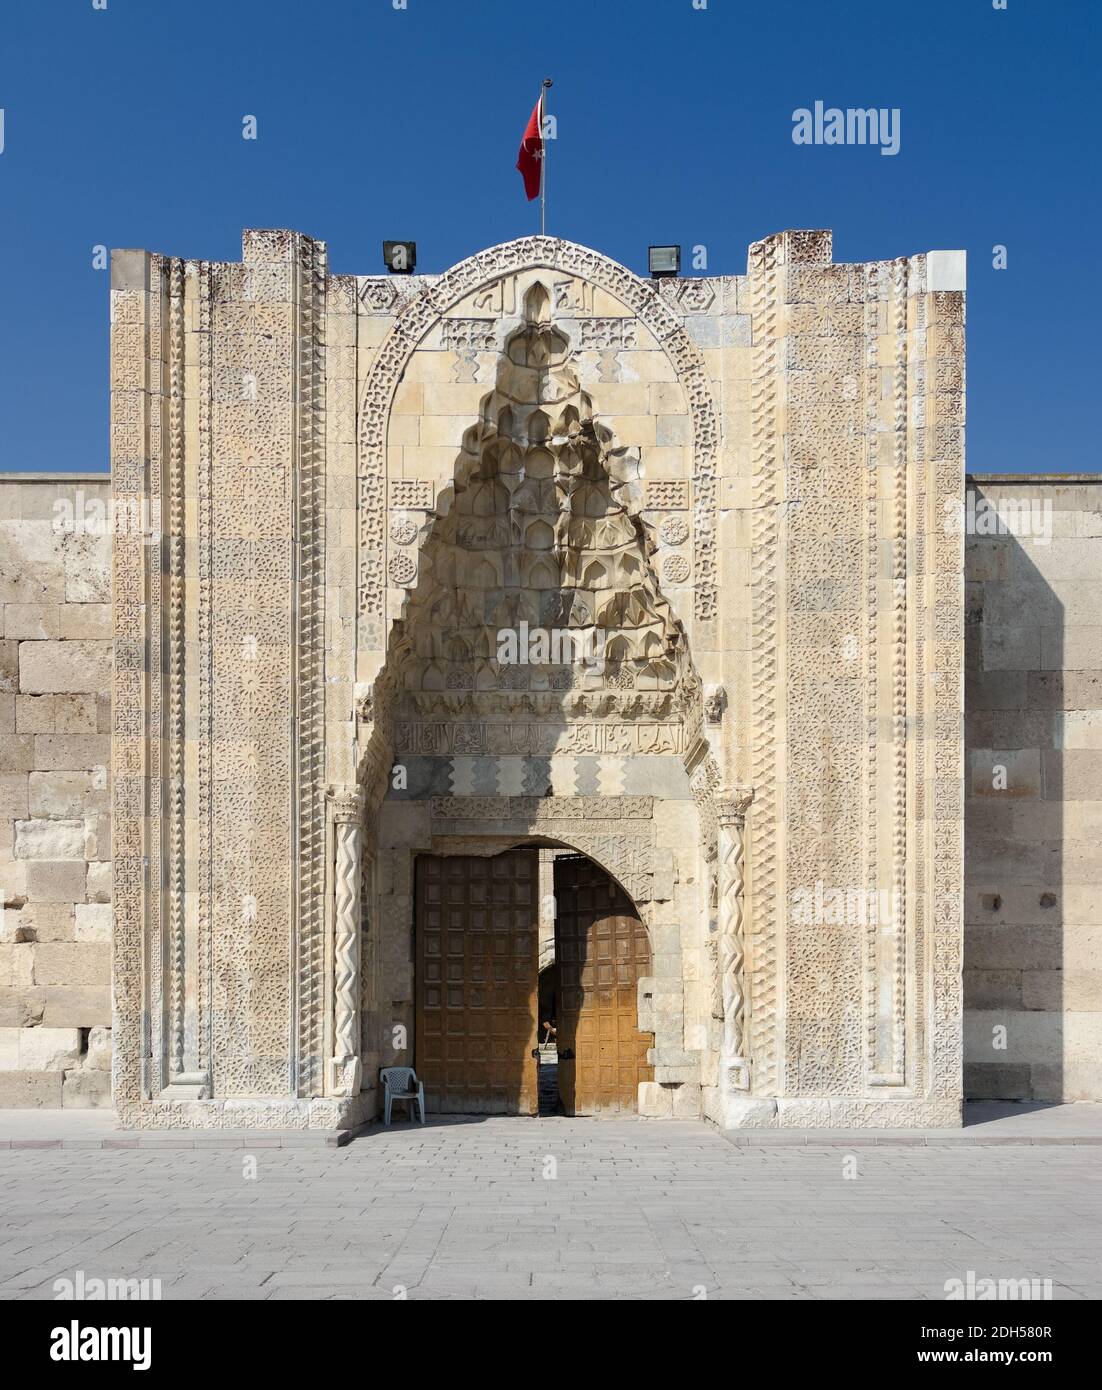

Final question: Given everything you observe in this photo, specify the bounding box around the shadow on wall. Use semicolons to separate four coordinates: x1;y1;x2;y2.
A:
963;477;1099;1103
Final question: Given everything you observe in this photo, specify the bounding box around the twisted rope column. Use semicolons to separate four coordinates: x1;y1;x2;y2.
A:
718;789;754;1093
328;787;364;1097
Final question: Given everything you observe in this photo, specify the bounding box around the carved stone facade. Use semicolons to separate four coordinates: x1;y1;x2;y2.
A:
104;228;967;1128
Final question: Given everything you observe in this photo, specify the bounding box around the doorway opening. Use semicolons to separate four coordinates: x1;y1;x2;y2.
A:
414;846;654;1117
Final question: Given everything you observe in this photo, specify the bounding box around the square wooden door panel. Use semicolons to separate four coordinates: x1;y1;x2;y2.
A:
415;851;539;1115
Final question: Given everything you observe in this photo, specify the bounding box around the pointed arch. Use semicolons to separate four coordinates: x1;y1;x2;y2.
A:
356;236;719;637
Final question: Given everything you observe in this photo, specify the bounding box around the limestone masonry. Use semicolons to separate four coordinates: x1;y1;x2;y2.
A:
964;477;1102;1102
0;476;112;1108
0;229;1097;1125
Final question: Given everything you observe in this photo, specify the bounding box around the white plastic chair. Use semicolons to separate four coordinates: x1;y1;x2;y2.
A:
381;1067;426;1125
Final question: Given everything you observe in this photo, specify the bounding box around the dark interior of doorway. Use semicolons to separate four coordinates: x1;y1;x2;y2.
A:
537;852;569;1116
539;850;618;1117
537;936;561;1117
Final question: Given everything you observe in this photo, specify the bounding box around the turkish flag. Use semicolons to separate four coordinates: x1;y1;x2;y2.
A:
516;93;544;201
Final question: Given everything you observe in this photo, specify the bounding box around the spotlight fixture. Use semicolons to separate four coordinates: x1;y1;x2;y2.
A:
383;241;417;275
648;244;680;278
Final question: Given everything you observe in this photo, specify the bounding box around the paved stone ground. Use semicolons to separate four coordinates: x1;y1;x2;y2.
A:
1;1117;1100;1300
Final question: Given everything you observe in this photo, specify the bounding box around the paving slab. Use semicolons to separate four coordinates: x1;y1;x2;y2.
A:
1;1115;1100;1300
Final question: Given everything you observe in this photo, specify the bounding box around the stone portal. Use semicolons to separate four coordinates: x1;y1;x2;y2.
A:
108;229;966;1130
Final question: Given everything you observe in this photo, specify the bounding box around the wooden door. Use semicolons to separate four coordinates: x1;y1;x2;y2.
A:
415;851;539;1115
554;855;654;1115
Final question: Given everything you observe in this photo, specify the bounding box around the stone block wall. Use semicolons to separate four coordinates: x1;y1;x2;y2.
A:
964;475;1102;1101
2;273;1099;1117
0;475;113;1107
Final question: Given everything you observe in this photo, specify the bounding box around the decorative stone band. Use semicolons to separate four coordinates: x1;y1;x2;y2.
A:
396;722;686;757
428;796;658;905
430;795;654;821
327;786;364;1098
717;789;754;1094
166;258;186;1085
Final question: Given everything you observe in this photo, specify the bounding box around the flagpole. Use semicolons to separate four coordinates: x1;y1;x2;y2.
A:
540;77;552;237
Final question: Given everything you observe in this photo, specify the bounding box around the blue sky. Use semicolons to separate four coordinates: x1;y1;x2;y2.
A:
0;0;1097;474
